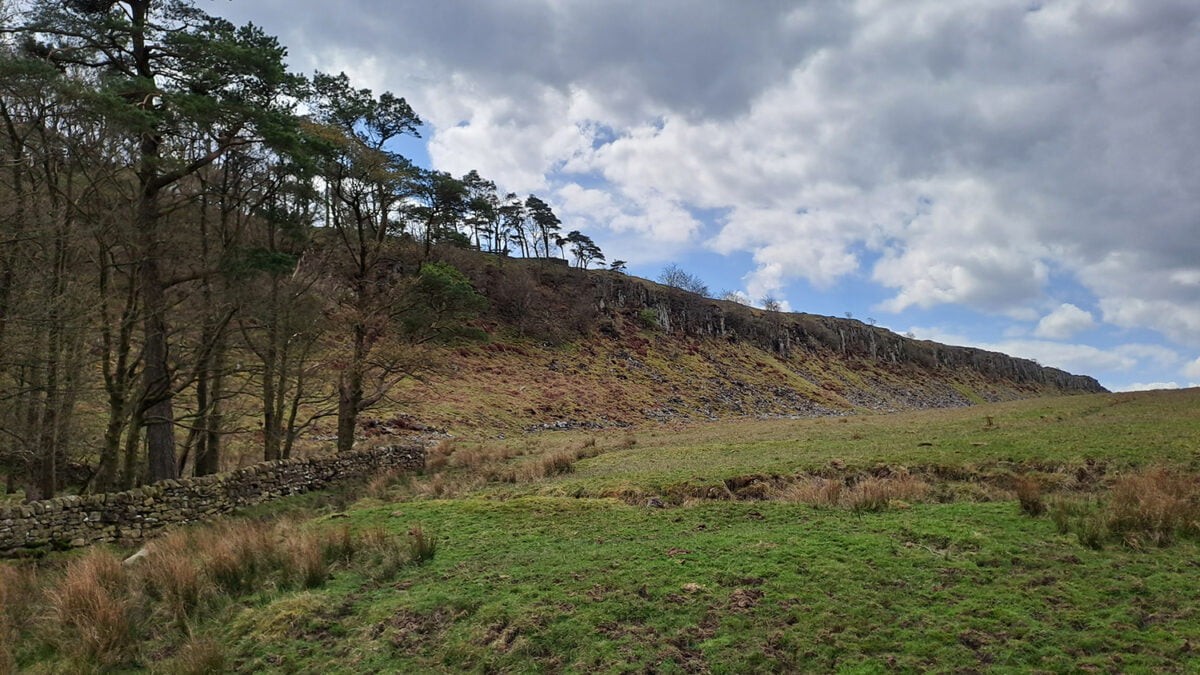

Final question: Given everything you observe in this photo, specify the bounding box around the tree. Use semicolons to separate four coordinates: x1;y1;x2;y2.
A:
461;169;499;252
565;230;605;268
307;71;421;454
411;169;468;257
18;0;304;482
761;296;782;312
524;195;560;258
658;263;709;297
609;260;628;273
499;193;527;257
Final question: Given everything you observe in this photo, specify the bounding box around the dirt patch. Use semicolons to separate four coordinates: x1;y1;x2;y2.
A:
728;588;765;612
385;608;458;651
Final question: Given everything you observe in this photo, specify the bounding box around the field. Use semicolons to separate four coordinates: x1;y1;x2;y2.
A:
3;388;1200;672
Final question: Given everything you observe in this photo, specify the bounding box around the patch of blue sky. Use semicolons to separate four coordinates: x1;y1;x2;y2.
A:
384;123;433;170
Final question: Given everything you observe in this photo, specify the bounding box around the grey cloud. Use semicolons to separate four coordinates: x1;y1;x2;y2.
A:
220;0;850;119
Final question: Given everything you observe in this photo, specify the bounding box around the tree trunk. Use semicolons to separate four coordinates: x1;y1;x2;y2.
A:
120;406;145;490
195;341;225;475
336;324;366;454
141;257;177;482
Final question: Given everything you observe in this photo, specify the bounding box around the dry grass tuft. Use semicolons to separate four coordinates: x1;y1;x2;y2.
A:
1013;476;1046;516
407;524;438;565
774;478;843;507
773;475;928;512
1050;467;1200;549
0;563;40;670
364;469;405;500
1107;468;1200;548
281;529;329;589
322;523;357;565
540;451;576;476
46;549;139;666
358;527;409;580
199;520;279;594
426;439;454;471
779;478;837;505
139;533;206;624
169;637;227;675
412;471;486;498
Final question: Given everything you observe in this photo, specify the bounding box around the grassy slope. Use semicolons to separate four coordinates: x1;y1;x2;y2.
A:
379;325;1072;437
175;388;1200;673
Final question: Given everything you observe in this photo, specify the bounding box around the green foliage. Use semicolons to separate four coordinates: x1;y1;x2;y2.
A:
220;246;297;279
638;308;660;328
400;262;488;343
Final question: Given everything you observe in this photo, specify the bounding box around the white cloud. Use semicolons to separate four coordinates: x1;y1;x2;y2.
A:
1184;357;1200;380
1122;382;1181;392
1114;343;1181;368
908;327;1156;376
1034;303;1097;339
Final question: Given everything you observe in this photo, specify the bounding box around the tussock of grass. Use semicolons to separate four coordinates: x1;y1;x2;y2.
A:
0;564;39;671
407;524;438;565
1013;476;1046;516
281;529;330;589
165;637;227;675
773;478;843;507
47;550;139;667
2;514;446;670
772;475;929;512
141;533;206;624
202;520;279;594
1049;467;1200;549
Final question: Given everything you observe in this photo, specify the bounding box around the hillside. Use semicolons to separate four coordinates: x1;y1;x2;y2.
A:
369;253;1105;436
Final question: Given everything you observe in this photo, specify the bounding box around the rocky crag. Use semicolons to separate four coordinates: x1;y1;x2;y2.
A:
377;256;1104;434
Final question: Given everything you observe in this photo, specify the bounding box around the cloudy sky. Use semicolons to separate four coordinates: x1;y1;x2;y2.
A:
216;0;1200;392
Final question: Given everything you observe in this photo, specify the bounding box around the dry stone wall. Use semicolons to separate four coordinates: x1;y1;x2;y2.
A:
0;444;423;553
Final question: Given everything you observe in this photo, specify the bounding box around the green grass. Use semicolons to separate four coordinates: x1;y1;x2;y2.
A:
7;388;1200;672
209;498;1200;672
481;389;1200;500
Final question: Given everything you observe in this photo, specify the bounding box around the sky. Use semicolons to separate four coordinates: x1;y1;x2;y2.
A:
214;0;1200;392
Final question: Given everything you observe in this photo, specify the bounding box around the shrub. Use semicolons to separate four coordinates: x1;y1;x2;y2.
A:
638;308;660;329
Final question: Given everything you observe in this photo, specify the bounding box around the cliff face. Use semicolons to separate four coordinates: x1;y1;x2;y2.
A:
390;256;1105;433
589;271;1106;395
